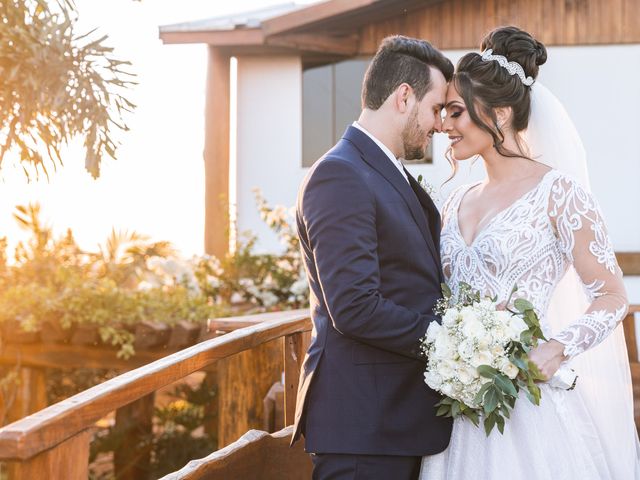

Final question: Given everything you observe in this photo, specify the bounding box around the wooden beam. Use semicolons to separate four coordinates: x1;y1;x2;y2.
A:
207;309;309;334
0;313;311;461
159;426;312;480
159;28;264;46
204;47;231;258
266;32;360;56
618;252;640;276
262;0;442;36
0;343;182;371
262;0;382;36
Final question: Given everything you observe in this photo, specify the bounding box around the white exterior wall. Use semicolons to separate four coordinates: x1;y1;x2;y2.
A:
235;55;304;253
234;45;639;298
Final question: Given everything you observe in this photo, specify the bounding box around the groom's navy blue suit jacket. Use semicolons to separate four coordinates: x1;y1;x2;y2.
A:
292;126;453;456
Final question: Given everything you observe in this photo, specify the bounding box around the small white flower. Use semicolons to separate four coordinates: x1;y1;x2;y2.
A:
290;279;308;296
230;292;244;304
260;291;279;307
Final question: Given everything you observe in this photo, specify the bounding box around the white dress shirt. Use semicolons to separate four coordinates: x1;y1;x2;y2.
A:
352;122;409;184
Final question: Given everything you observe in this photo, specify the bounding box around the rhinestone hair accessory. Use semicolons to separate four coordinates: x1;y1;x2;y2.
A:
481;49;535;86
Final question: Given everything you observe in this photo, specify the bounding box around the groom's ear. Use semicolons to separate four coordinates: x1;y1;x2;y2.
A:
394;83;414;114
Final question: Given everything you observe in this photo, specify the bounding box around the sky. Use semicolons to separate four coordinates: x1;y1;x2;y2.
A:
0;0;315;259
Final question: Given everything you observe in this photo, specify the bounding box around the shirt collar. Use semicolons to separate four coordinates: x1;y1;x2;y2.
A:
352;121;409;183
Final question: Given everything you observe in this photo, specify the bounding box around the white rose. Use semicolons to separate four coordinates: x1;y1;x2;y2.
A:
497;358;519;379
490;323;509;343
462;316;486;341
508;315;529;341
460;306;478;324
438;359;457;379
442;309;459;327
441;383;454;397
470;350;493;368
424;370;443;390
425;321;442;344
477;336;491;350
434;330;454;359
457;339;475;360
490;344;505;358
456;364;479;385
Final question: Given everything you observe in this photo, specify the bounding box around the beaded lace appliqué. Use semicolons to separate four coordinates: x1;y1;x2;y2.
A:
441;171;627;359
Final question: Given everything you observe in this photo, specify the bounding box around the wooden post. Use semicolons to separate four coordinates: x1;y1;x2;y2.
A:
113;393;155;480
6;430;90;480
6;367;47;426
283;332;307;426
204;46;231;258
624;309;639;363
217;339;283;447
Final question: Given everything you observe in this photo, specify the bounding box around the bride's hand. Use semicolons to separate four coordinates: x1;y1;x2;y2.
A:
528;339;568;380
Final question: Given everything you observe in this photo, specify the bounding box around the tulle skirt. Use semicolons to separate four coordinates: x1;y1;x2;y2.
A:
420;384;640;479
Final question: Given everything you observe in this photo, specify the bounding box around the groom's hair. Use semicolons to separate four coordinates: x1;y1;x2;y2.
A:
362;35;453;110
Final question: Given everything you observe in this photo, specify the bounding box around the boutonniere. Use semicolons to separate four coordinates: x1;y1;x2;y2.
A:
417;174;442;208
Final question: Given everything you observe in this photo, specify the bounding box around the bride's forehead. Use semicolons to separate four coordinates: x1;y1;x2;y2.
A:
445;85;463;102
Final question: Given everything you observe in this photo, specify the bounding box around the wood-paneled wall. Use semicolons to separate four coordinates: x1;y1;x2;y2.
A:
358;0;640;53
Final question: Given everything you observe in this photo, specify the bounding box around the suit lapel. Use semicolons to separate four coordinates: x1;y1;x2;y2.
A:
343;127;440;263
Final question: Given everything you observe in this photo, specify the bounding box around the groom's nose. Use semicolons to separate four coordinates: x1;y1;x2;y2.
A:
432;114;443;133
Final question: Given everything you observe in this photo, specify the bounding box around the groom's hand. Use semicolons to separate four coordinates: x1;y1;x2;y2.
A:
528;339;568;381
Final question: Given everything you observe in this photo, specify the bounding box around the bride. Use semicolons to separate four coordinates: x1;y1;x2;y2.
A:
421;26;640;479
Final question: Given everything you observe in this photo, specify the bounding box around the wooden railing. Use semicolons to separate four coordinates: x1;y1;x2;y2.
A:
1;306;638;479
0;309;312;479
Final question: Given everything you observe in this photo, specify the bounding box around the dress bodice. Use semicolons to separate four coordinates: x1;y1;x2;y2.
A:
440;170;628;358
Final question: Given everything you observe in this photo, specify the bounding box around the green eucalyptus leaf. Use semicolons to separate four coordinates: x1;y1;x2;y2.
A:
436;404;451;417
483;386;500;415
484;413;497;436
494;374;518;398
451;401;461;418
463;409;480;427
477;365;499;379
514;298;534;312
496;415;506;434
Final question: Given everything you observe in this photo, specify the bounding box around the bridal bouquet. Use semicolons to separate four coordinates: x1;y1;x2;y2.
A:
420;283;548;435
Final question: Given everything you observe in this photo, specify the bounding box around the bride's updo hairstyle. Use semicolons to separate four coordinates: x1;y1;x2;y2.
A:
450;26;547;166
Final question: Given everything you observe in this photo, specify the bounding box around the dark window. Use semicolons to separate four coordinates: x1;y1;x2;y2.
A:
302;58;433;168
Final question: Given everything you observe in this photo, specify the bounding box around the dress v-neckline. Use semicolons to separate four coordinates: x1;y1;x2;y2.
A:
455;170;557;248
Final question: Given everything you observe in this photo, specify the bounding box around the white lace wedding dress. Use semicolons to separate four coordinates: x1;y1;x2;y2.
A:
420;169;640;479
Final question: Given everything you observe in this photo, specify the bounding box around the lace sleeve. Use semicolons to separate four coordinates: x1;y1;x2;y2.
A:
548;176;629;358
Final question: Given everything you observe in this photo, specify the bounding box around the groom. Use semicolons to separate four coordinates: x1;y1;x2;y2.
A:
291;36;454;479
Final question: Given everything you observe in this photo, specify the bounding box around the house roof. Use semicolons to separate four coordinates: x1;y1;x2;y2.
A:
158;0;440;59
159;3;301;35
